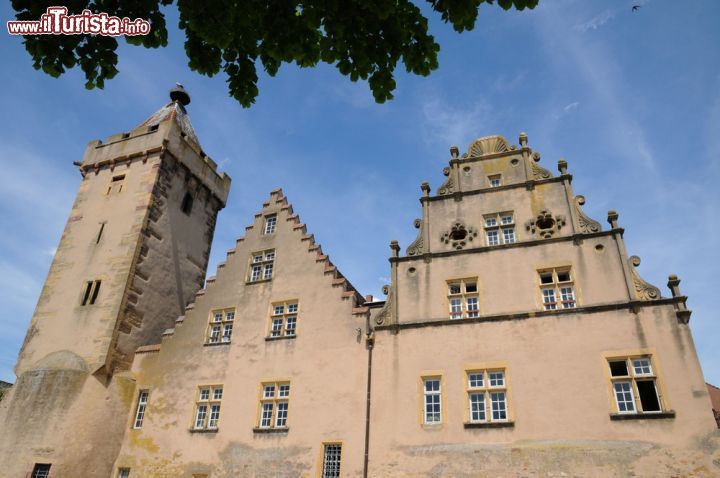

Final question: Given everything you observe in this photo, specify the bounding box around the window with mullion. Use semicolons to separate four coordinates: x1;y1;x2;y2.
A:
484;212;515;246
248;249;275;282
467;370;509;423
538;268;576;310
447;279;479;320
423;378;442;424
133;390;149;429
608;356;663;414
206;309;235;344
258;381;291;429
193;385;223;430
268;300;299;338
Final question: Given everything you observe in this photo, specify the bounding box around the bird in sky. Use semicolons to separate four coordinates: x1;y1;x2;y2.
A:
632;5;642;11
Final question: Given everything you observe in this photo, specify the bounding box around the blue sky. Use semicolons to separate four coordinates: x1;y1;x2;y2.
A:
1;0;718;385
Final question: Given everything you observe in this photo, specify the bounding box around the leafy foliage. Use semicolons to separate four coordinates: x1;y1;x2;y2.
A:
11;0;538;106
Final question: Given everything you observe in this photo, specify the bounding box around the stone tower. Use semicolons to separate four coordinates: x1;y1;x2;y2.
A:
0;86;230;477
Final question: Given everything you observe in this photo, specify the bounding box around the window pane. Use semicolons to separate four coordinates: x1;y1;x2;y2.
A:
213;387;223;400
263;264;273;279
279;384;290;397
486;230;499;246
485;217;497;227
502;227;516;244
613;381;635;412
285;317;297;336
271;318;283;337
275;402;288;427
466;297;479;318
490;392;507;420
489;371;505;387
287;303;298;313
195;404;207;428
632;358;652;376
260;403;274;427
263;385;275;398
468;373;484;388
199;389;210;400
542;288;557;310
225;311;234;321
208;404;221;428
500;215;513;225
470;393;486;422
560;286;575;308
557;270;571;282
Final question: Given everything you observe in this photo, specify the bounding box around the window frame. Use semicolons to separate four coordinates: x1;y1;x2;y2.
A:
267;300;299;339
256;380;291;430
319;442;343;478
537;267;576;310
106;173;126;195
465;368;511;424
605;353;667;416
117;468;131;478
192;385;223;431
31;464;51;478
484;212;516;246
247;249;275;283
132;389;149;429
488;174;502;188
205;308;235;345
446;278;480;320
421;375;443;425
263;214;278;235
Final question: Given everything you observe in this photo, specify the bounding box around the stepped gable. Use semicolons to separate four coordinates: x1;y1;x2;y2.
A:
135;188;365;350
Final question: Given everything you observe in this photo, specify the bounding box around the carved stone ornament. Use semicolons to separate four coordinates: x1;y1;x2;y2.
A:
437;167;454;195
463;135;511;158
531;152;553;180
525;209;566;239
440;222;478;250
628;256;662;301
375;285;394;325
406;219;426;256
574;195;602;234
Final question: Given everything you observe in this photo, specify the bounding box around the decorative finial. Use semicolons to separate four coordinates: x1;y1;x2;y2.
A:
390;240;400;258
558;159;568;175
519;132;528;148
421;181;430;197
607;210;619;229
170;83;191;106
450;145;459;159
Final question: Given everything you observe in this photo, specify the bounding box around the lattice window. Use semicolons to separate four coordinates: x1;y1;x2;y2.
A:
193;385;223;430
258;381;291;429
248;249;275;282
206;308;235;344
133;390;149;429
322;443;342;478
268;300;298;338
484;212;515;246
608;356;664;414
447;279;479;319
538;268;576;310
466;369;510;423
423;377;442;424
263;214;277;235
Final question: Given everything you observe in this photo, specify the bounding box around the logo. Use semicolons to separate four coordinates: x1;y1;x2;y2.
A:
7;6;151;36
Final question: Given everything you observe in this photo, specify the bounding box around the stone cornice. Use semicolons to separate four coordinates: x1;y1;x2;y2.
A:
422;175;572;204
390;228;623;263
374;297;688;332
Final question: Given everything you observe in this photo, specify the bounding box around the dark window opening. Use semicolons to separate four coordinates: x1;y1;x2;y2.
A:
181;193;194;215
557;271;571;282
96;222;106;244
537;217;555;229
112;175;125;182
637;380;661;412
149;124;159;132
449;229;467;241
90;280;101;305
32;464;51;478
81;280;102;306
539;272;553;285
466;283;478;293
122;133;130;139
609;360;628;377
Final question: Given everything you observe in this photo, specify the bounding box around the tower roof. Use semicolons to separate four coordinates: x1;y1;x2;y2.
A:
138;84;200;147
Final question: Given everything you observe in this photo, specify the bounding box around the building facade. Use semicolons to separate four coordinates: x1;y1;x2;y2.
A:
0;90;718;477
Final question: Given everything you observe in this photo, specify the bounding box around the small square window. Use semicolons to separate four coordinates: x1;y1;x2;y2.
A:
32;464;51;478
609;360;629;377
489;175;502;187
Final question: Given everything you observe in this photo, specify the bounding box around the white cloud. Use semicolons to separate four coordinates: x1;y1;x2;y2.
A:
420;95;493;149
563;101;579;112
573;9;615;32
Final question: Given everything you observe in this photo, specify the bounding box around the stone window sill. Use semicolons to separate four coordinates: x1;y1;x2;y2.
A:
189;428;219;433
265;335;297;342
253;427;289;434
609;411;675;421
203;342;231;347
464;421;514;429
246;278;272;285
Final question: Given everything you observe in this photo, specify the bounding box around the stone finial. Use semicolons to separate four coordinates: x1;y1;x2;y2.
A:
450;145;459;159
558;159;568;175
607;210;619;229
519;132;528;148
421;181;430;197
667;274;682;297
170;83;191;106
390;240;400;257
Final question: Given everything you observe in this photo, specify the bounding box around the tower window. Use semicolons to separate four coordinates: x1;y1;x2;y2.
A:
96;222;106;244
447;278;479;319
81;280;102;306
488;175;502;187
484;212;516;246
181;192;194;215
106;174;126;195
118;468;131;478
133;390;149;429
31;464;51;478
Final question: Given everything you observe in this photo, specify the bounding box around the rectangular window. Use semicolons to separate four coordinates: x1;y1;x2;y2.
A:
488;175;502;187
80;280;102;306
118;468;131;478
193;385;223;430
322;443;342;478
484;212;515;246
31;464;51;478
133;390;149;429
206;309;235;344
538;268;576;310
466;369;510;423
447;279;479;319
423;377;442;424
268;300;299;338
608;356;663;414
263;214;277;235
96;222;106;244
106;174;126;195
248;249;275;282
258;381;291;429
